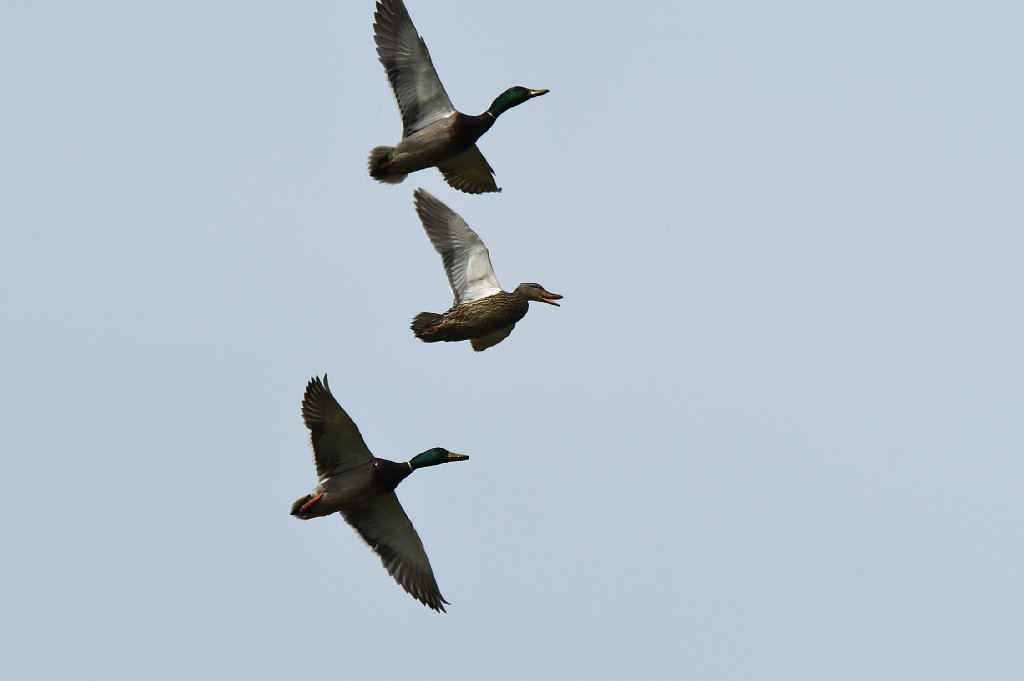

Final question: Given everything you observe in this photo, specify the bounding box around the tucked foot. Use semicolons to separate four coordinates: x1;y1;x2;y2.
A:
299;491;323;517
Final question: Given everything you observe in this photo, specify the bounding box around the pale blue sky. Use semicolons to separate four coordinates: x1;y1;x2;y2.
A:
2;1;1023;679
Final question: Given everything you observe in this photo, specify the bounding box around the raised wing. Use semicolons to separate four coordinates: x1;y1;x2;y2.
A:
342;493;449;612
437;145;500;194
301;375;374;481
373;0;457;136
413;188;502;304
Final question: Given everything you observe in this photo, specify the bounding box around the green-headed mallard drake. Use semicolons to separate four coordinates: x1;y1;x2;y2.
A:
368;0;549;194
290;375;468;612
410;189;562;351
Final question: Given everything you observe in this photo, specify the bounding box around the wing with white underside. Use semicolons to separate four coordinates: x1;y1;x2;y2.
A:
342;493;449;612
373;0;457;137
414;188;502;304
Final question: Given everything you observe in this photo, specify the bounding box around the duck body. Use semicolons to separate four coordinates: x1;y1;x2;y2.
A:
290;458;412;519
369;112;494;183
411;290;530;348
290;375;468;612
410;189;562;351
370;0;547;193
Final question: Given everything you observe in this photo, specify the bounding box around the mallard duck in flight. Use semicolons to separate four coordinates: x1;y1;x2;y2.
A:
290;375;468;611
410;189;562;351
368;0;548;193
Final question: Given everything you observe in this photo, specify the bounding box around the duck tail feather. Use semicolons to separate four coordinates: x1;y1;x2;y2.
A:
368;146;406;183
411;312;444;341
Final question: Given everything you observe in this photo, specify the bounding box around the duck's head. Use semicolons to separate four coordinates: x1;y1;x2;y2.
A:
487;86;549;117
409;447;470;469
516;283;562;306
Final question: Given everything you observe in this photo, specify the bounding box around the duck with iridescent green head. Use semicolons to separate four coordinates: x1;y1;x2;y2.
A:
290;375;468;612
368;0;548;194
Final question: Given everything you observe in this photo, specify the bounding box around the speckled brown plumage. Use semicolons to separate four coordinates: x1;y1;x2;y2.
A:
411;291;529;345
410;189;562;351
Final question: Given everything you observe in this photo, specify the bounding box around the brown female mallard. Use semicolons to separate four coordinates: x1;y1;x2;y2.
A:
410;189;562;351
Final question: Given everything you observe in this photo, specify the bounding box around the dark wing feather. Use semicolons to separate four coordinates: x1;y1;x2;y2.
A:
373;0;456;136
342;494;449;612
301;375;374;480
470;323;517;351
437;145;500;194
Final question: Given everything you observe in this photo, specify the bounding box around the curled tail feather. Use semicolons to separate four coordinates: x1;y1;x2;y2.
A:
411;312;445;341
368;146;407;184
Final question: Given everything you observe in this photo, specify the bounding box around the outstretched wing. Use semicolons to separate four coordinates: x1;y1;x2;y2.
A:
342;494;450;612
413;188;502;304
437;146;500;194
373;0;457;136
301;375;374;481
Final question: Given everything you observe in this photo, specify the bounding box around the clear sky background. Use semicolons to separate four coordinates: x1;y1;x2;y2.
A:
2;1;1022;679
